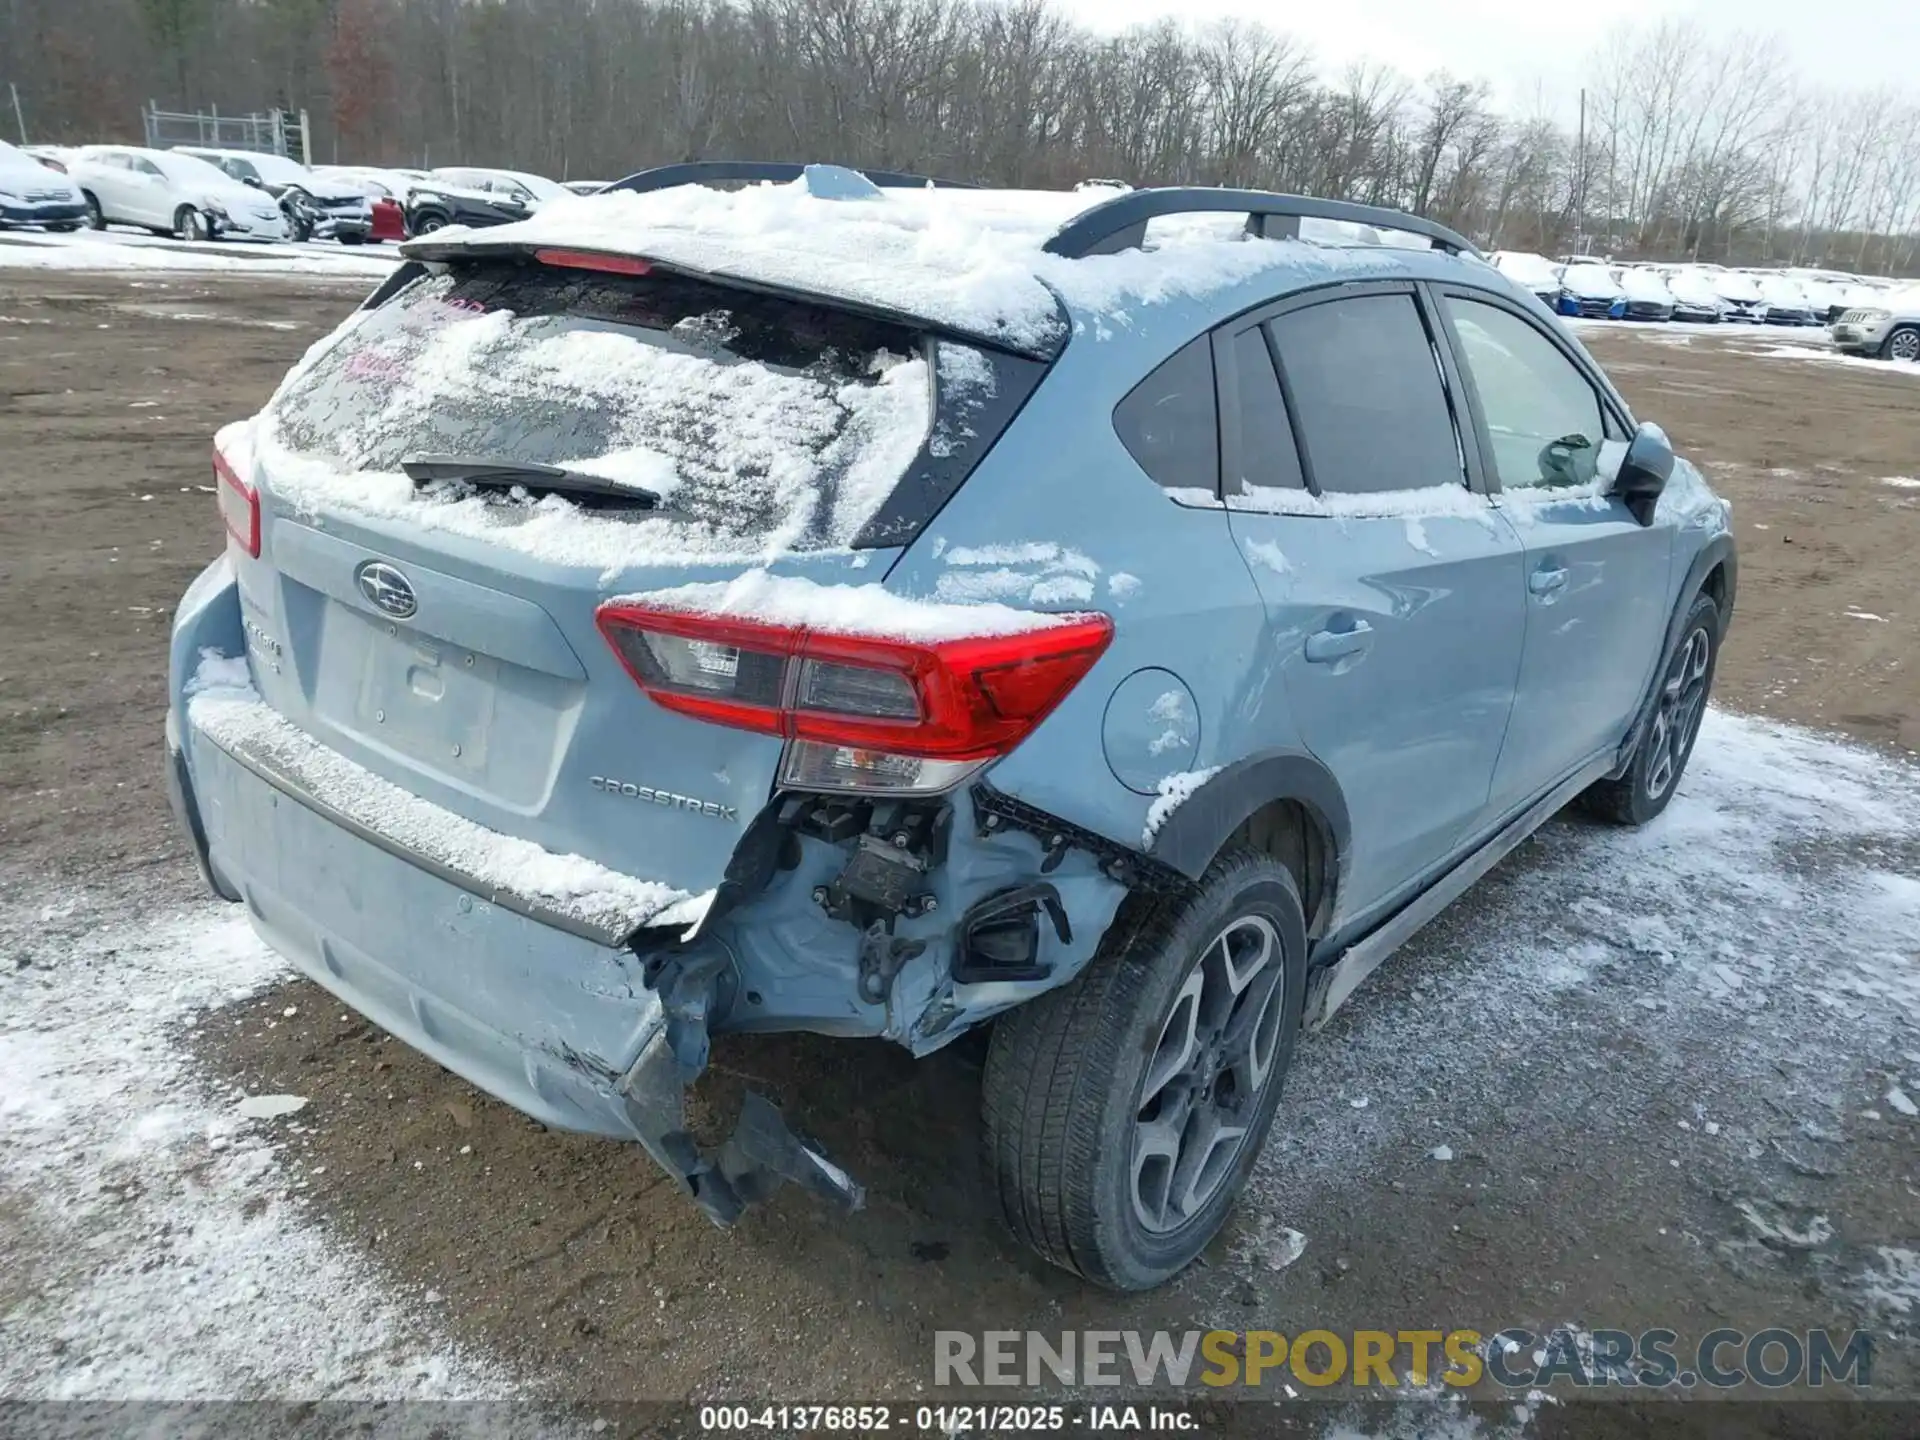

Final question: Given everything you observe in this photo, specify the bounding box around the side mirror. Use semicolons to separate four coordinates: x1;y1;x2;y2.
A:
1614;422;1674;526
243;176;264;189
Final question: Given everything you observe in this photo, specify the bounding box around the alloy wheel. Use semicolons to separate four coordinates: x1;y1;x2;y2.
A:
1130;914;1287;1234
1890;329;1920;363
1645;626;1712;801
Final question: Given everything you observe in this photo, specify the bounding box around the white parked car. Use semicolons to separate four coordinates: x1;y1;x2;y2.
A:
0;139;88;230
1752;274;1819;326
1662;267;1728;323
1701;269;1764;322
68;145;289;242
1831;286;1920;363
1488;250;1561;304
311;165;429;201
175;147;373;243
1613;265;1676;321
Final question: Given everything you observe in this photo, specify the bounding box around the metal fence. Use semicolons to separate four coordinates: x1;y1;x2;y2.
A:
141;103;310;162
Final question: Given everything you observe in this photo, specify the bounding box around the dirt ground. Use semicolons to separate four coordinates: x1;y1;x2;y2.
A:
2;274;1917;1429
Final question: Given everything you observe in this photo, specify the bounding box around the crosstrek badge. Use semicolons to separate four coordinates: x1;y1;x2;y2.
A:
588;775;738;821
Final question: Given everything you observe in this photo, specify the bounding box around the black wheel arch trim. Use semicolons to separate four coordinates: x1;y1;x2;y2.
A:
1146;749;1350;890
1613;534;1736;777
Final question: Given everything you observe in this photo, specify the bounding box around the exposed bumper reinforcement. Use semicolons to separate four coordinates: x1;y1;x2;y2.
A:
177;687;863;1228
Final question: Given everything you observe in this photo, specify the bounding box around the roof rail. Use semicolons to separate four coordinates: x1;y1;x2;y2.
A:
606;161;979;195
1043;188;1481;260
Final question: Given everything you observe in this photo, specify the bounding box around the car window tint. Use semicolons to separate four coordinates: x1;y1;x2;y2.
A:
1229;326;1305;492
1268;294;1463;494
1444;297;1607;491
1113;334;1219;496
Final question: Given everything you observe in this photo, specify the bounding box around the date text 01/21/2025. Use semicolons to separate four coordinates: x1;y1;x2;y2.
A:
696;1404;1198;1432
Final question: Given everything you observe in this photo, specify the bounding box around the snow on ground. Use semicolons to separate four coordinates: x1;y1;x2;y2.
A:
3;705;1915;1413
1755;344;1920;378
0;226;396;278
0;885;515;1400
1234;707;1919;1359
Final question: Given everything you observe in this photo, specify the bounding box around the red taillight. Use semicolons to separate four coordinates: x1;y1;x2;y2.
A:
535;247;652;276
594;604;1113;763
214;446;259;557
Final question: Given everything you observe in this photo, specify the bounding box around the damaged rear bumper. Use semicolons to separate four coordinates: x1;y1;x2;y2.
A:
176;688;862;1226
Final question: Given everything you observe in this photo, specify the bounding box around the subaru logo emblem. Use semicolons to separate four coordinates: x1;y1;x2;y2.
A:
355;561;417;619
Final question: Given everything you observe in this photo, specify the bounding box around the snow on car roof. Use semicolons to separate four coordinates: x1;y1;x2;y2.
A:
404;178;1426;354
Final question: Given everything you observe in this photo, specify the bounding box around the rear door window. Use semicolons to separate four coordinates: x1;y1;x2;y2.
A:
268;260;938;549
1268;294;1465;494
1226;325;1305;494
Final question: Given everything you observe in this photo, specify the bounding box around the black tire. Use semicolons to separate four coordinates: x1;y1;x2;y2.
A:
1883;325;1920;364
982;849;1307;1290
175;205;209;242
337;232;364;245
82;192;105;230
412;210;448;235
46;222;82;233
1582;592;1720;826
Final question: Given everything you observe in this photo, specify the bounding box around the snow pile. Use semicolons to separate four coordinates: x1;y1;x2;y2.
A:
1143;766;1222;845
1224;480;1507;526
409;179;1417;351
0;229;397;277
934;540;1100;606
0;890;513;1398
186;653;696;936
1759;345;1920;378
610;568;1082;641
1860;1247;1920;1318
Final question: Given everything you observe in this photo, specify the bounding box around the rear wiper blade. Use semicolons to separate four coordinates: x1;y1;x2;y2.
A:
403;454;674;510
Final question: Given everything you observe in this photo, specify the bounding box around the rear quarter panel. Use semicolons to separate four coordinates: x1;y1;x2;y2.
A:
884;308;1284;856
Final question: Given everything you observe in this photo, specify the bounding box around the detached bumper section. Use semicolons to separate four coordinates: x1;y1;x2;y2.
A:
0;198;87;225
171;673;862;1227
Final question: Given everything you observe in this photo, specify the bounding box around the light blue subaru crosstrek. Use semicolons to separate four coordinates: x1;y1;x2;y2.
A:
166;164;1736;1290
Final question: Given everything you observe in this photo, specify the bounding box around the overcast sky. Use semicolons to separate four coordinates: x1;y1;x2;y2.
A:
1056;0;1918;113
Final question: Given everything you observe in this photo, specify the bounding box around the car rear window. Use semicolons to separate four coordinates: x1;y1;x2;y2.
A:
268;259;939;549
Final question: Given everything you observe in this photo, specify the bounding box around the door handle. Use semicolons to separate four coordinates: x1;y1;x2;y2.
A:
1304;620;1373;664
1529;565;1569;598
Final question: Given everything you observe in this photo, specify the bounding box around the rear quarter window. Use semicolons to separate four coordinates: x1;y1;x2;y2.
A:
268;261;942;549
1113;335;1220;497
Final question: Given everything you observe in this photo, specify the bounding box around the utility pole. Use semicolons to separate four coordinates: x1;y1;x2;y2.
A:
9;83;25;145
1576;87;1586;249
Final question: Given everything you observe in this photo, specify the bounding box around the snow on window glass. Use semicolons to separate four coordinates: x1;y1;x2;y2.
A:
266;264;935;556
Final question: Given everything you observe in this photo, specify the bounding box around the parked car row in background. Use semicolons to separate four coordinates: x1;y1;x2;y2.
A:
4;142;1916;367
2;145;589;246
1487;248;1908;338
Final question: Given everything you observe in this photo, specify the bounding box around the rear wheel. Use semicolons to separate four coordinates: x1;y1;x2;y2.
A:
1884;325;1920;363
412;211;448;235
1583;593;1720;826
982;850;1306;1290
